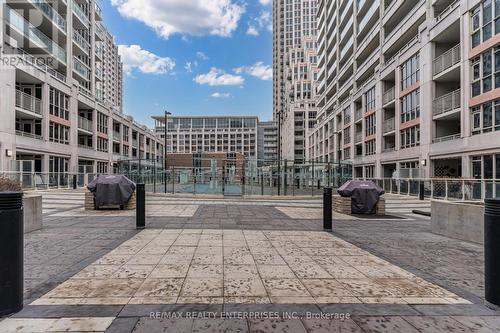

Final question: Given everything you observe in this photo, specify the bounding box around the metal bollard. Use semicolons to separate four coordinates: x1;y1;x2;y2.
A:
260;174;264;196
323;187;333;231
136;184;145;230
73;175;77;190
485;199;500;308
318;180;321;190
419;181;425;200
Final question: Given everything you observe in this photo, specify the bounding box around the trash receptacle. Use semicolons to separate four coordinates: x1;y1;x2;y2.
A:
0;191;24;316
485;199;500;308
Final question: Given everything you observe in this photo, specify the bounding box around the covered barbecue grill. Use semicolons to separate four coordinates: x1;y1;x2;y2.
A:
87;175;136;209
338;180;385;214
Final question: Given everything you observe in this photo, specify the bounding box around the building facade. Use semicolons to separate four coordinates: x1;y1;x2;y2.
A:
257;121;278;165
0;0;163;178
153;116;259;160
273;0;319;163
308;0;500;183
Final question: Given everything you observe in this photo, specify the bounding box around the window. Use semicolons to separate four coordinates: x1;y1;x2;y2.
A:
400;125;420;149
366;87;376;111
401;54;420;90
471;99;500;134
97;112;108;134
365;165;375;178
365;139;376;156
471;47;500;97
400;89;420;123
343;127;351;144
365;114;376;136
97;138;108;152
49;122;70;145
471;1;500;48
49;88;69;120
49;156;69;173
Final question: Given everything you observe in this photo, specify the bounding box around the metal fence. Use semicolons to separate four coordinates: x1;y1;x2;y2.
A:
366;178;500;201
1;159;353;197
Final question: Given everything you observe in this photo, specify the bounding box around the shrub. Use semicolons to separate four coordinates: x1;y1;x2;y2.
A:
0;178;22;192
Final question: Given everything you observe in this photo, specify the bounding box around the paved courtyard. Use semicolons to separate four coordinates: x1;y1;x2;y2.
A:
0;190;498;332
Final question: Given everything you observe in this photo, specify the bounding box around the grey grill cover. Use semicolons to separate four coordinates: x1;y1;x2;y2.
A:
338;180;385;214
87;175;136;207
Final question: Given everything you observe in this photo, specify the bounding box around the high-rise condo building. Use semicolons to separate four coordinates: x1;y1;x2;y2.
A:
152;116;259;160
0;0;163;179
273;0;319;163
257;121;278;165
309;0;500;185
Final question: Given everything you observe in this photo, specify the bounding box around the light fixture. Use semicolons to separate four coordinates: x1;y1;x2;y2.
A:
421;159;427;166
5;149;12;157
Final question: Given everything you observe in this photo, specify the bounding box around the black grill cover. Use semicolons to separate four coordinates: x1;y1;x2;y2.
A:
338;180;385;214
87;175;136;207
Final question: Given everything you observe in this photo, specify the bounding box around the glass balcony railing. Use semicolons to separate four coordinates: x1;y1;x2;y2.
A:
73;31;90;53
73;57;90;80
72;0;90;27
30;0;66;32
7;8;67;63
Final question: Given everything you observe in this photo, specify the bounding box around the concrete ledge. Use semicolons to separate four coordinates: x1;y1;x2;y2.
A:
85;191;136;211
333;195;386;216
431;200;484;244
24;195;42;233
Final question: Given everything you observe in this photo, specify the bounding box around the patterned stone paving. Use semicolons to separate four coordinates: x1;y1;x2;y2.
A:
52;204;199;217
276;207;357;220
31;229;468;306
1;191;498;332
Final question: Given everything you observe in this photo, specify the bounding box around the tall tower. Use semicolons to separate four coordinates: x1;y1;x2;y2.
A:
273;0;318;163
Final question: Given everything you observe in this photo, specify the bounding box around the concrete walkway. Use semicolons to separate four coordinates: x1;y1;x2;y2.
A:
0;191;497;332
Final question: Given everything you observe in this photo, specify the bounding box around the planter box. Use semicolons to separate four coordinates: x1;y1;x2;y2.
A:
24;195;42;233
85;191;136;211
333;195;386;216
431;200;484;244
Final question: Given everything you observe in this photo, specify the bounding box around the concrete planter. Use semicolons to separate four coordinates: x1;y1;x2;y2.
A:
431;200;484;244
23;195;42;233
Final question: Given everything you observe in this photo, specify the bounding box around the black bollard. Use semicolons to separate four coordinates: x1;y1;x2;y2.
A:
485;199;500;308
323;187;333;231
260;174;264;196
318;179;321;190
136;184;145;230
296;178;300;189
419;181;425;200
73;175;77;190
0;192;24;316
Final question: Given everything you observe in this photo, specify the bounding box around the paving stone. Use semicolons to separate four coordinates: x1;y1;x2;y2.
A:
353;316;420;332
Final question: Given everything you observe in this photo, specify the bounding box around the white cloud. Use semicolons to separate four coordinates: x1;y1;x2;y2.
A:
211;92;231;98
235;62;272;81
194;68;245;86
247;11;272;36
259;0;272;5
184;61;199;73
246;26;259;36
197;51;209;60
118;45;175;75
111;0;245;39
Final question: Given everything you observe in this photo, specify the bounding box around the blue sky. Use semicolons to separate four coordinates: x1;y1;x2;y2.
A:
100;0;273;127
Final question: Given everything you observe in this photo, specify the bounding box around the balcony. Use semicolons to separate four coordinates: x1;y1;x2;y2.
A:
30;0;66;32
382;87;395;105
433;89;461;117
354;132;363;143
16;130;43;140
383;118;396;134
95;22;105;41
73;31;90;54
72;0;90;27
354;108;363;122
7;8;67;64
78;116;93;133
73;57;90;80
113;131;121;141
433;44;460;77
432;133;461;143
16;90;42;116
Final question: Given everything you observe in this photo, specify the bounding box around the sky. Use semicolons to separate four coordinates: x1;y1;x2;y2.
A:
100;0;273;127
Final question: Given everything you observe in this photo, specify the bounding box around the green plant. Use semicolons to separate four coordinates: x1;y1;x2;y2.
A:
0;178;22;192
